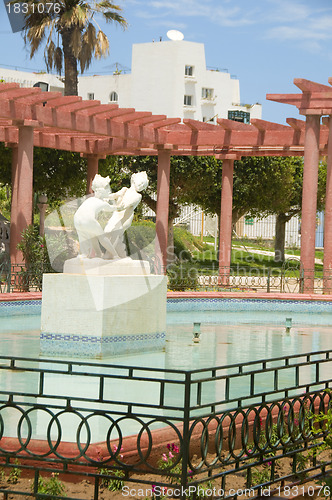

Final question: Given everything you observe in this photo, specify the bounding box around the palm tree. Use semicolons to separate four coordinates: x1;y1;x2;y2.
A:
22;0;127;95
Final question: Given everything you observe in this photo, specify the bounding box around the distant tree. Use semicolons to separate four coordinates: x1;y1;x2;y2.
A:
0;143;12;186
88;154;327;264
33;147;87;203
232;157;326;261
0;145;88;216
101;155;221;264
21;0;127;95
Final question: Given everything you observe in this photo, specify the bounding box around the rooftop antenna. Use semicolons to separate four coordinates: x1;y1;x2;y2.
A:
167;30;184;41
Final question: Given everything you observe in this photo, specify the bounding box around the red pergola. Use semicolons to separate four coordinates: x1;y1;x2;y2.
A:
267;78;332;292
0;79;330;292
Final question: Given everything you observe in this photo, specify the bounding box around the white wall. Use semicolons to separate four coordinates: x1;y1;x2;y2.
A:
0;68;63;93
79;39;262;122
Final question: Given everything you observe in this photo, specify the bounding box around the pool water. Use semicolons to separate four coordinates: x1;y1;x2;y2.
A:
0;313;331;443
0;314;330;369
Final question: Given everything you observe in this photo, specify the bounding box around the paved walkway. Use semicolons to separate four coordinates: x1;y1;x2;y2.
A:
232;245;323;265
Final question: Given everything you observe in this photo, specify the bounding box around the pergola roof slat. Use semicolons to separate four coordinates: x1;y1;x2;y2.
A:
45;96;84;107
294;78;332;93
251;119;291;131
0;80;329;157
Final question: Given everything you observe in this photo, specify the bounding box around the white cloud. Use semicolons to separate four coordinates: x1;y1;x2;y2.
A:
134;0;256;27
131;0;332;53
267;25;331;41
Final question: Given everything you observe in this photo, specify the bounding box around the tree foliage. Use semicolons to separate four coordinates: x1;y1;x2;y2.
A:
21;0;127;95
232;156;326;223
33;147;87;203
100;154;326;262
0;145;88;216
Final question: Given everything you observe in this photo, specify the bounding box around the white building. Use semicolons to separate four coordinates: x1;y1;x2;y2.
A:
79;39;262;123
0;67;64;93
0;39;261;123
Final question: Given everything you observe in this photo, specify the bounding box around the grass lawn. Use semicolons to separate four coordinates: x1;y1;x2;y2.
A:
192;240;323;276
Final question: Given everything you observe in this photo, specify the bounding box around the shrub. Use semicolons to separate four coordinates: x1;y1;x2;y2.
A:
34;473;66;496
17;224;50;267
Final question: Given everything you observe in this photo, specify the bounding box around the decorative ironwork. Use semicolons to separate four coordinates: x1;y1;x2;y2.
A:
1;260;330;294
0;351;330;498
0;262;54;293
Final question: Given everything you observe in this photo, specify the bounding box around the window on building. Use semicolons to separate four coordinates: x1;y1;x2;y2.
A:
33;81;49;92
202;116;215;123
184;95;193;106
87;93;95;100
202;88;214;99
110;91;118;102
228;110;250;124
185;65;193;76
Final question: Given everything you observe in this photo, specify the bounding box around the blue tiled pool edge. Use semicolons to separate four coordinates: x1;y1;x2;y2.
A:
167;297;332;313
167;297;332;325
1;296;332;322
0;299;42;316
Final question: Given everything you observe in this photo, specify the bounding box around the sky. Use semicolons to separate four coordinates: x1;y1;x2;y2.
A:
1;0;332;124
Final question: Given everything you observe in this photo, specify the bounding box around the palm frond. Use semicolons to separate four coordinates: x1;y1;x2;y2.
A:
44;39;55;71
95;30;109;58
60;4;89;28
25;24;47;57
54;46;63;73
20;0;127;93
101;11;127;27
90;0;127;28
85;22;96;47
79;37;93;73
95;0;122;11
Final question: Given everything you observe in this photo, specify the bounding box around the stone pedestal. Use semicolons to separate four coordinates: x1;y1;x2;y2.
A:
40;271;167;357
63;256;151;276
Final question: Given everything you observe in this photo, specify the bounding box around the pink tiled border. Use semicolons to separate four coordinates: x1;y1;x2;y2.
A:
1;291;332;303
0;292;42;302
167;290;332;301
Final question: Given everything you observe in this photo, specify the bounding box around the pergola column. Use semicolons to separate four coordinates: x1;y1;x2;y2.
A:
323;116;332;293
9;126;34;265
155;148;171;274
300;114;321;293
86;155;100;194
218;157;235;283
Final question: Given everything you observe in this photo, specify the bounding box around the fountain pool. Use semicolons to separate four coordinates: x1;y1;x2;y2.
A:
0;296;331;443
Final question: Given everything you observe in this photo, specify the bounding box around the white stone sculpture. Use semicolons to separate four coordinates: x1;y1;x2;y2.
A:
73;171;149;261
104;171;149;259
73;174;117;258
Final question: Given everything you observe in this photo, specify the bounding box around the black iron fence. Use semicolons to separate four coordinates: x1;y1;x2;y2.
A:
0;262;53;293
0;351;330;498
169;266;331;294
1;261;331;294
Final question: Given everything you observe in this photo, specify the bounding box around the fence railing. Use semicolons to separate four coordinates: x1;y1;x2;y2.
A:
0;261;56;293
0;351;330;498
170;266;331;294
0;261;331;294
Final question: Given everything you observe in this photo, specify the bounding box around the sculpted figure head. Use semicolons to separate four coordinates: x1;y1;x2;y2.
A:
131;171;149;192
91;174;111;199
